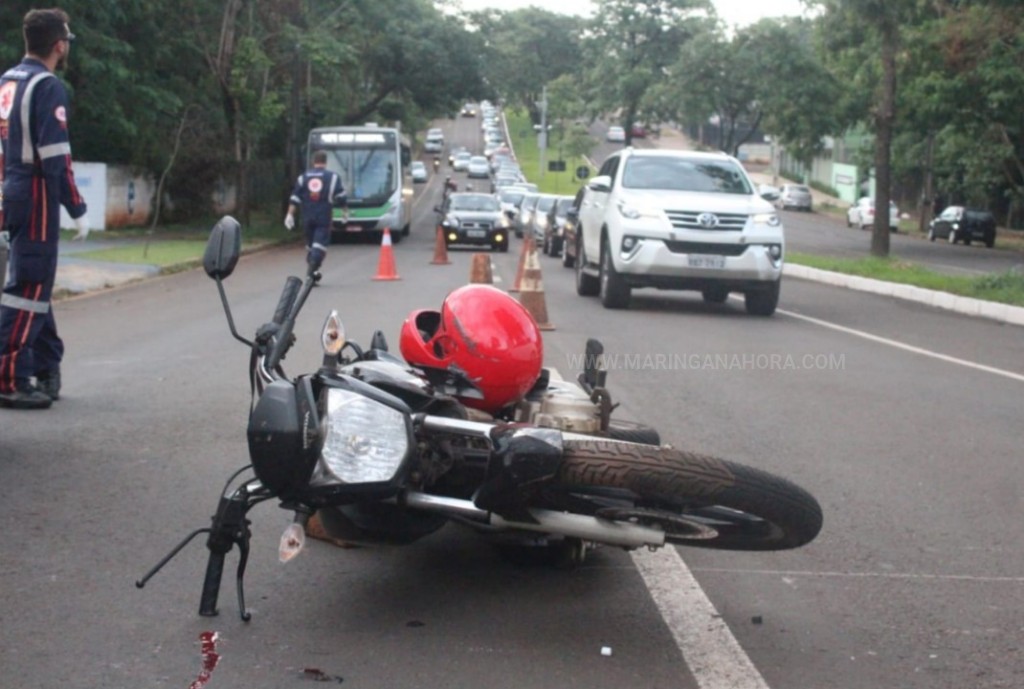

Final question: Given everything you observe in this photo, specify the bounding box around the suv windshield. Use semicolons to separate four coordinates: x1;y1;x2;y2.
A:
622;157;752;195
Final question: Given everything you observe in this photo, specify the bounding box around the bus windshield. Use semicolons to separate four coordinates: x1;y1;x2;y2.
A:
310;130;398;207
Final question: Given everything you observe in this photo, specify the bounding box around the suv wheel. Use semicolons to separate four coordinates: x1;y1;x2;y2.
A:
599;238;631;309
575;233;599;296
702;287;730;304
744;280;780;316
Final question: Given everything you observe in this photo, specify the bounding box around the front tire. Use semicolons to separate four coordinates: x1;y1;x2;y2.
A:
599;238;631;309
556;439;823;551
745;280;780;316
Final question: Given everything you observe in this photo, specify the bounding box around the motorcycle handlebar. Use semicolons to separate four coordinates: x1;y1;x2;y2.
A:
272;276;303;325
198;550;226;617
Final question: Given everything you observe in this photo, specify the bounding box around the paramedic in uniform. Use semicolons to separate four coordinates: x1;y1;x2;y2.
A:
0;9;88;410
284;150;347;276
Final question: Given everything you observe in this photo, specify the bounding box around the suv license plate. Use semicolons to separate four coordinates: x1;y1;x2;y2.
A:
687;255;725;269
467;230;487;238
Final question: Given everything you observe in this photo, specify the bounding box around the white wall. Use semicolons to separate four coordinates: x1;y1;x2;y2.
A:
59;161;106;230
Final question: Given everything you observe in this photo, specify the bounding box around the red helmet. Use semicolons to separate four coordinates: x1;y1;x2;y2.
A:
400;285;543;413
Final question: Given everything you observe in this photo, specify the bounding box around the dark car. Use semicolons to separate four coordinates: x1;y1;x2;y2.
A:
928;206;997;248
436;192;511;252
560;188;586;268
541;195;575;258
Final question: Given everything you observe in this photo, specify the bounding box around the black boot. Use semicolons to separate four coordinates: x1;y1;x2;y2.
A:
36;368;61;401
0;381;53;409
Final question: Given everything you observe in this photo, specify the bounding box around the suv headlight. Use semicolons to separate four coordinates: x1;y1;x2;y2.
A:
318;388;409;484
751;212;781;227
617;201;659;220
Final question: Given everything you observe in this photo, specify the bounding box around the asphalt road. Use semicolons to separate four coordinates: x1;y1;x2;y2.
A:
2;114;1022;689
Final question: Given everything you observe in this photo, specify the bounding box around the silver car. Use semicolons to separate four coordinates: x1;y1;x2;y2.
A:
777;184;812;211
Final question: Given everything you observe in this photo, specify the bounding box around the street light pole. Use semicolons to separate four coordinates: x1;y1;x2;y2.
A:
538;85;548;180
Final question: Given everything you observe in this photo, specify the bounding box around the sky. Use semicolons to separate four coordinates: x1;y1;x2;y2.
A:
454;0;810;28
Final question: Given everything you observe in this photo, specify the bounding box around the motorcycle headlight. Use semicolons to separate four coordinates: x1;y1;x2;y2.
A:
319;388;409;484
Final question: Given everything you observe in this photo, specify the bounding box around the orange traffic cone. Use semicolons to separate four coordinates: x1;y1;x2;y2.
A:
430;225;451;265
509;234;533;293
372;228;401;281
517;242;554;331
469;253;493;284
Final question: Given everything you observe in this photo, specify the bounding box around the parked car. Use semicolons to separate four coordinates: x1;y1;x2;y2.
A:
410;161;428;183
777;184;813;212
606;125;626;143
928;206;997;247
436;192;510;252
467;155;491;179
541;195;576;258
846;197;899;232
574;148;784;314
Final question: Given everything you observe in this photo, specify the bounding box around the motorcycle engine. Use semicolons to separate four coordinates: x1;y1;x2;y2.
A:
513;370;602;433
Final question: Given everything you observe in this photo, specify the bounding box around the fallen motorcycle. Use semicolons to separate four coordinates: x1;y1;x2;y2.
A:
137;216;823;620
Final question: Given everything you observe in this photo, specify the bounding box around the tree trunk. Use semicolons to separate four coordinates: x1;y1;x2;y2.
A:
871;21;897;257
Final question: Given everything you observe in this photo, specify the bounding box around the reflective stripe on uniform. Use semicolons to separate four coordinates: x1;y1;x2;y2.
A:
19;72;55;162
0;292;51;314
38;142;71;160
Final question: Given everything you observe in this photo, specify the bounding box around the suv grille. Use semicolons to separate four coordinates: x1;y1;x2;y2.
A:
665;210;748;231
663;241;749;257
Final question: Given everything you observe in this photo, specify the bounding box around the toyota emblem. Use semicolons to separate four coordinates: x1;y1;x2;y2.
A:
697;212;719;228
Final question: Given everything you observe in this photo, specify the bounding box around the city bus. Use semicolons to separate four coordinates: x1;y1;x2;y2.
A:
306;125;413;242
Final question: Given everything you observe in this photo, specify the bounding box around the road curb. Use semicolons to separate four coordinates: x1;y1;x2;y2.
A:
785;263;1024;327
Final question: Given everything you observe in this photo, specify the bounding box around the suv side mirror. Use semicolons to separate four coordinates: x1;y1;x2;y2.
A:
588;175;612;193
566;208;579;220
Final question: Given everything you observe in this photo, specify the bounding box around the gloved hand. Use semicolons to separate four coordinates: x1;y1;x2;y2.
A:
73;214;90;241
284;213;295;231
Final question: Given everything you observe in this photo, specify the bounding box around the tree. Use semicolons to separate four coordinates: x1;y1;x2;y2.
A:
581;0;713;147
813;0;929;257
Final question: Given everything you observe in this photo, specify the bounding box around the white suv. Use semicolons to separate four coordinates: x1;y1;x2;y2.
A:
574;148;784;315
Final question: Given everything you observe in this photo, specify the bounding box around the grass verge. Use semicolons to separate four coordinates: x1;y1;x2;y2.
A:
787;252;1024;307
61;212;292;268
504;110;593;196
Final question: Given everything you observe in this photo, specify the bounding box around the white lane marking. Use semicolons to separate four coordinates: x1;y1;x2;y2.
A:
691;567;1024;584
631;548;770;689
776;307;1024;384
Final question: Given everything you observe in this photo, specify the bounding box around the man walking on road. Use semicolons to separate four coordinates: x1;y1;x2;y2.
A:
0;8;88;410
284;150;346;276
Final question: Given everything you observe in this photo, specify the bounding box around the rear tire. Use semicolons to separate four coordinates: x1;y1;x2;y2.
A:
575;233;600;296
556;439;823;551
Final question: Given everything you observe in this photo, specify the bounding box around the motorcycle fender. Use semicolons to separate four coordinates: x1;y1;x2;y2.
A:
247;377;319;498
474;426;564;521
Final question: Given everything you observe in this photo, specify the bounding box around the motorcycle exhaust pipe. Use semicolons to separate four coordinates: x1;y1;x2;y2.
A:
402;491;666;549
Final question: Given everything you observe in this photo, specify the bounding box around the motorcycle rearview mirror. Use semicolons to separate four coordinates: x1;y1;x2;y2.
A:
203;216;241;280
